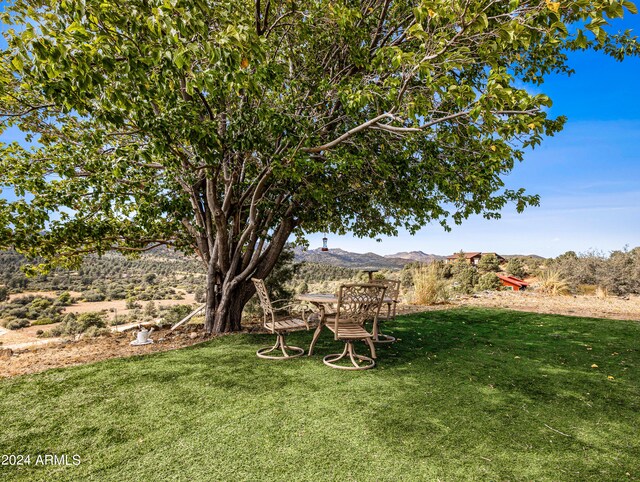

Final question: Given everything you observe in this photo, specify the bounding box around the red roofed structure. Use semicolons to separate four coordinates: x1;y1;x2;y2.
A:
445;252;483;265
497;274;529;291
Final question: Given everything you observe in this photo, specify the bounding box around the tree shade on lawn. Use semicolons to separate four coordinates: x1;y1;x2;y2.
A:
0;308;638;481
1;1;639;333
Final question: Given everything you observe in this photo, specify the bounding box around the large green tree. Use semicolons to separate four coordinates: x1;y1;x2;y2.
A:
1;0;638;332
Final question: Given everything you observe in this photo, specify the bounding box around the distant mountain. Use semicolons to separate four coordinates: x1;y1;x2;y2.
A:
501;254;546;260
293;247;409;269
384;251;445;263
293;247;546;268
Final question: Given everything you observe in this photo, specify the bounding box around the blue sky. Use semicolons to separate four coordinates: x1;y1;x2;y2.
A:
1;5;639;258
312;16;640;257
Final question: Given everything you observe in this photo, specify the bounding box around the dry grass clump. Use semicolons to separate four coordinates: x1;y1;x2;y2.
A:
413;263;449;305
595;286;609;299
537;269;570;296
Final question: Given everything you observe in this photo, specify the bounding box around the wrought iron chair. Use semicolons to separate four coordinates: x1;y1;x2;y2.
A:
252;278;310;359
323;283;386;370
370;279;401;343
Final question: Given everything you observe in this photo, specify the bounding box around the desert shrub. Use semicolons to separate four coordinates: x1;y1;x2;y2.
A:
6;318;30;330
597;248;639;295
399;266;414;288
46;311;107;337
412;263;449;305
82;290;106;302
45;325;63;337
106;287;127;300
11;295;36;306
30;297;52;310
56;291;72;305
537;269;570;296
126;298;142;310
7;306;28;318
548;247;640;296
295;280;309;294
476;272;501;291
577;284;597;295
0;286;8;302
84;326;110;337
506;258;526;279
144;301;158;318
77;312;107;330
477;254;500;273
0;316;16;327
109;316;126;326
31;317;57;326
453;265;478;294
161;304;196;326
194;286;206;303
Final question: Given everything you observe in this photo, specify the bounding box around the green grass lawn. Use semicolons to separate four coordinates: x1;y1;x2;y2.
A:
1;308;639;481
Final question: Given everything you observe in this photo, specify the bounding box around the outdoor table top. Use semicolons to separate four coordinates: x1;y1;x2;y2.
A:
297;293;393;304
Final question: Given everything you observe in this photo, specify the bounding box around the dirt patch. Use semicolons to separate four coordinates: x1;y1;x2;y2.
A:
63;293;197;320
0;328;215;378
453;290;640;321
0;323;63;347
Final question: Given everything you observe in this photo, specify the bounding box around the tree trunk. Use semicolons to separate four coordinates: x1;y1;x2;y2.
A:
204;276;256;334
204;256;218;333
202;215;296;334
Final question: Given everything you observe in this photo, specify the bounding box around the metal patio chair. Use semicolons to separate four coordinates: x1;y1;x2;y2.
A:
323;283;386;370
252;278;310;359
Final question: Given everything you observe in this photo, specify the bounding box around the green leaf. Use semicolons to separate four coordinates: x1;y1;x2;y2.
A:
622;0;638;14
11;56;24;71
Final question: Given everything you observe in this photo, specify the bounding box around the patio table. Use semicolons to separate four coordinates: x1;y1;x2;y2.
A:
297;292;392;353
361;269;378;281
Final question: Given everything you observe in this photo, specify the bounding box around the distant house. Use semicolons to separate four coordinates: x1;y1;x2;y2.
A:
446;252;482;265
497;274;529;291
445;252;505;266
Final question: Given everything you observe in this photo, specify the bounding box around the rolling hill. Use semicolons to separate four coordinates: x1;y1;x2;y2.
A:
293;247;410;269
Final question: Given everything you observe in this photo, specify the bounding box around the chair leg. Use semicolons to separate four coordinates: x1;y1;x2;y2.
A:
257;333;304;360
307;323;324;356
364;337;377;359
323;340;375;370
372;316;396;344
373;304;396;344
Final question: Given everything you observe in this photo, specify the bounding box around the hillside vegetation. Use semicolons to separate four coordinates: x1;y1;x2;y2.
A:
0;249;206;300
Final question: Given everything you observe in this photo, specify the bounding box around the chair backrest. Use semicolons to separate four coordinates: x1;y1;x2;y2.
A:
372;279;401;301
334;284;386;339
251;278;275;331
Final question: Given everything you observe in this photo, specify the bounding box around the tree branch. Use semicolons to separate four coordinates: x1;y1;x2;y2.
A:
0;104;55;118
302;112;397;153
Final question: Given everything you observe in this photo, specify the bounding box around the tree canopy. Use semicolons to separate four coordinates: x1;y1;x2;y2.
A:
1;0;638;331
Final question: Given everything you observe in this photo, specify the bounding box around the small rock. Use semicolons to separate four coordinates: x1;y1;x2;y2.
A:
158;337;166;342
0;348;13;358
189;332;199;340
